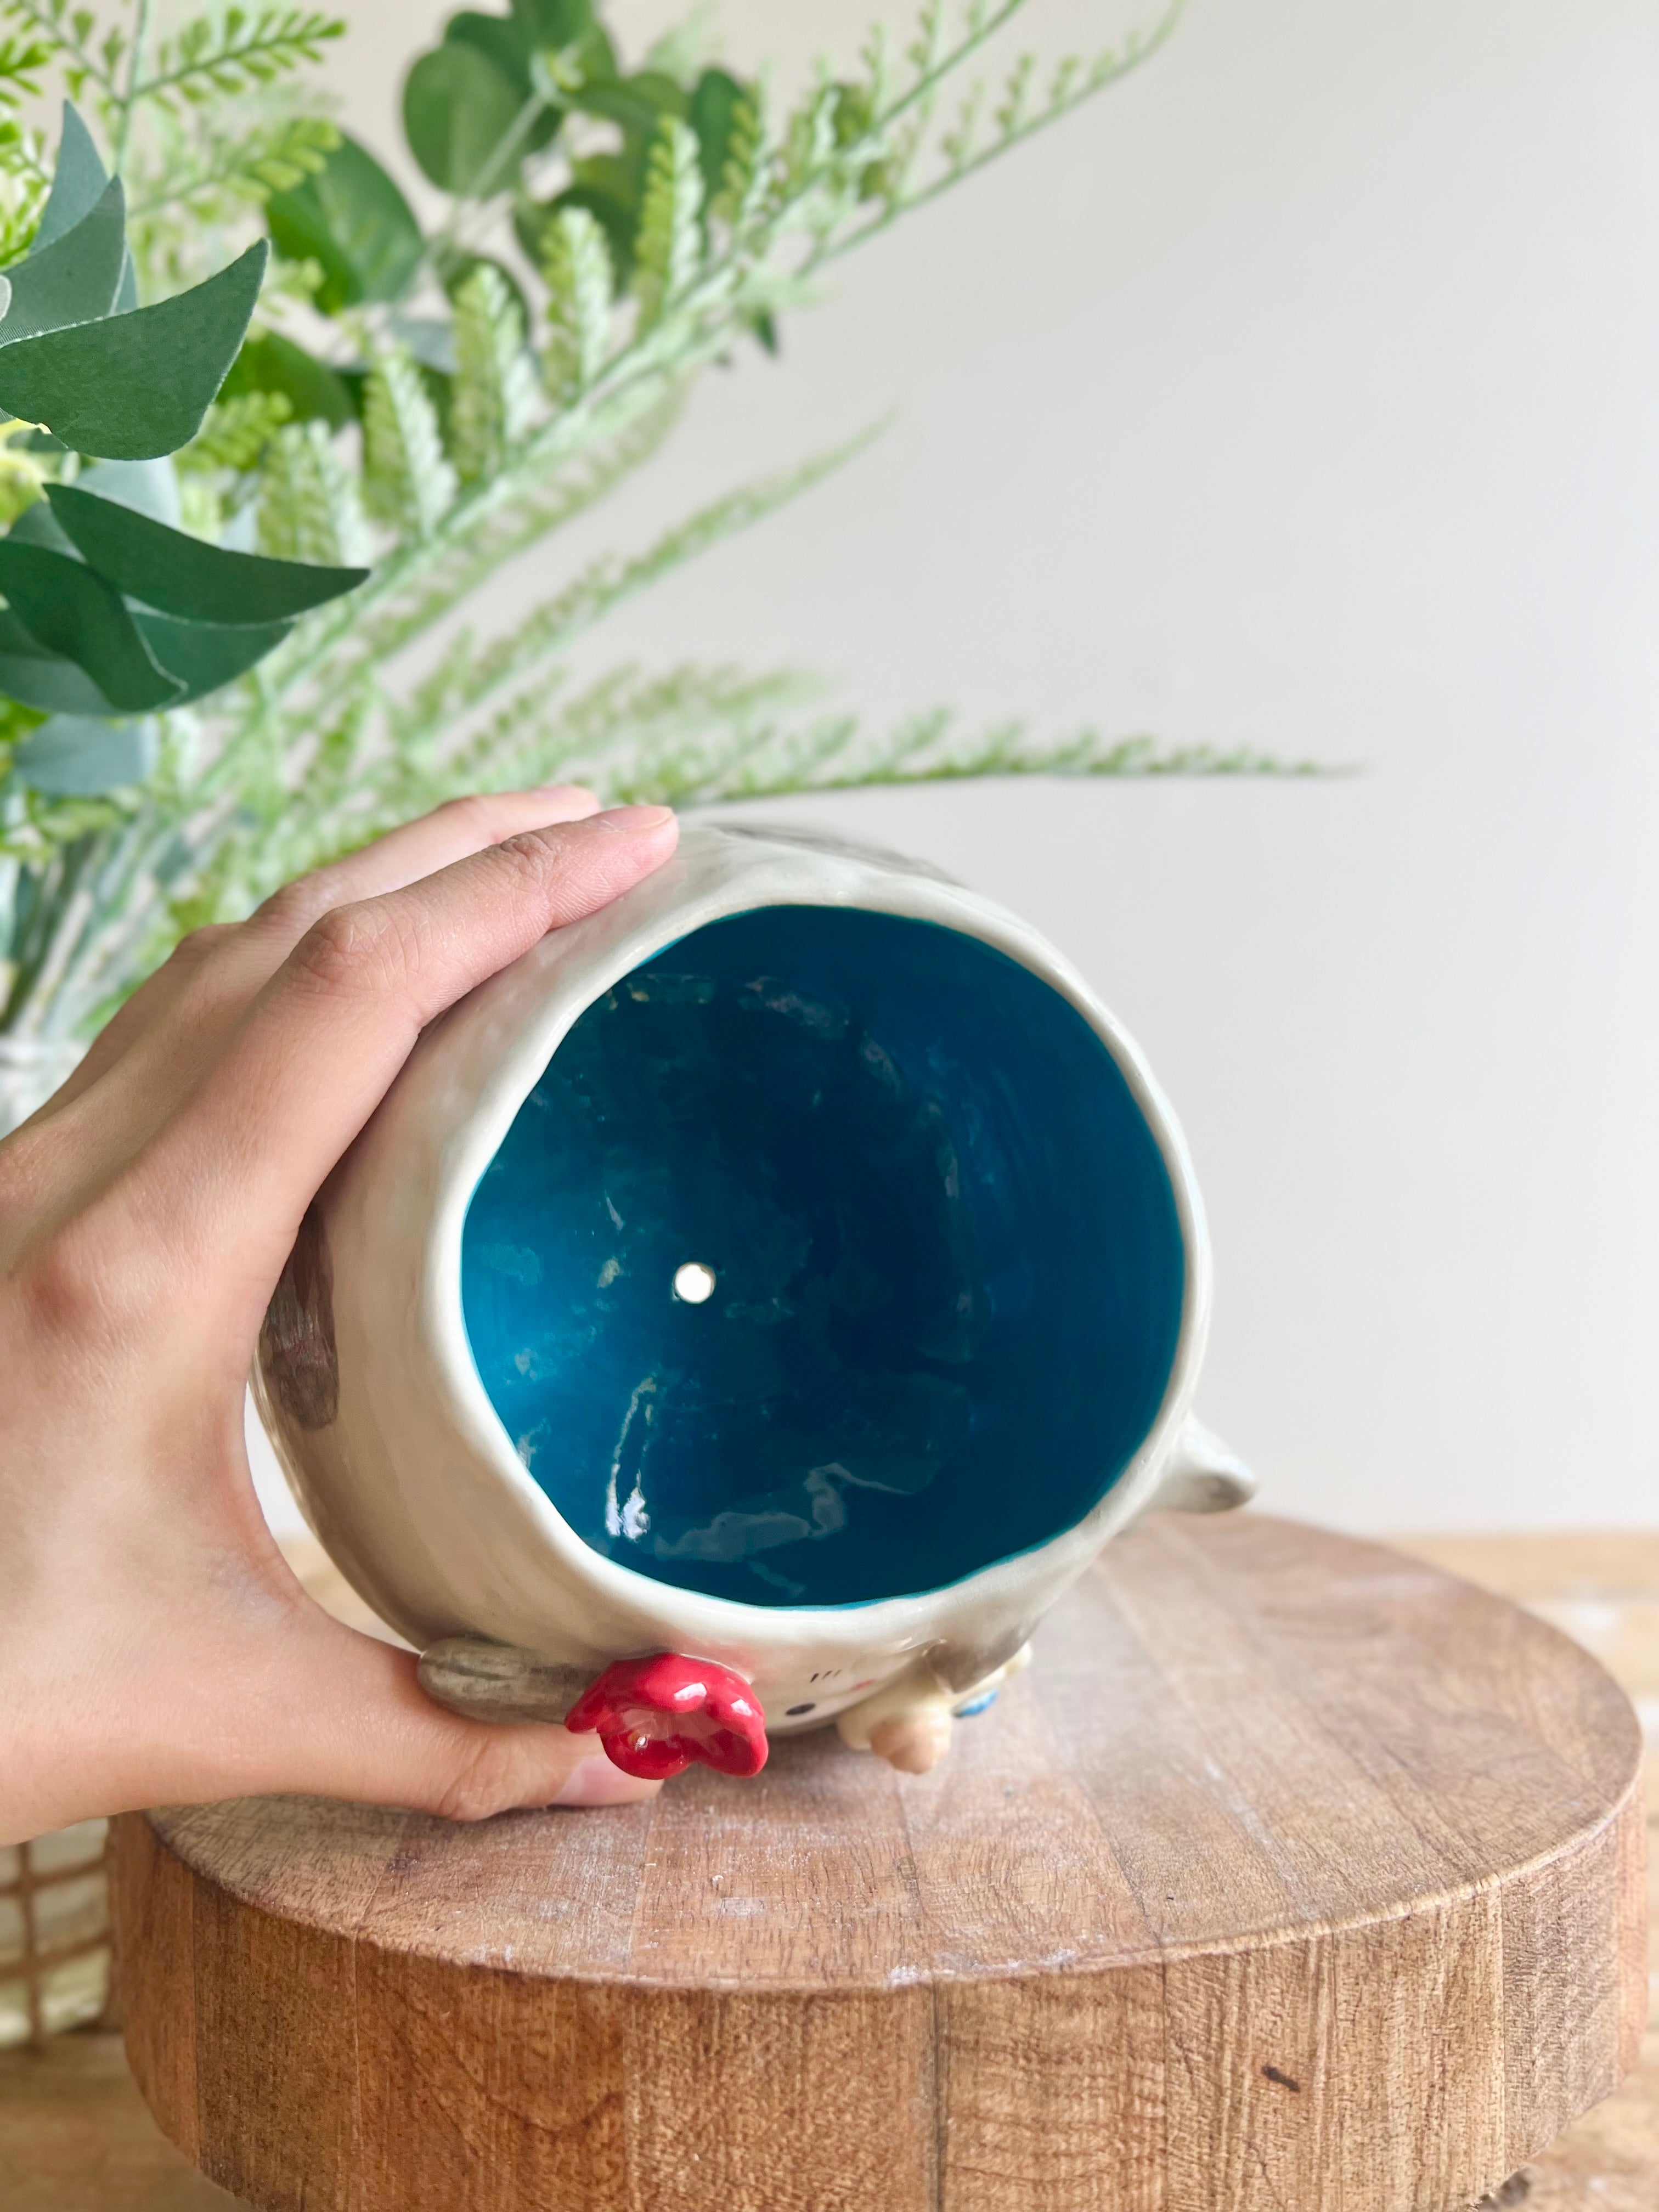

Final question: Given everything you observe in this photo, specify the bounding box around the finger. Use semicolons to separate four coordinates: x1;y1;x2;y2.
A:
136;805;678;1288
270;1623;665;1818
7;1598;660;1839
41;787;603;1118
31;924;242;1120
247;785;602;949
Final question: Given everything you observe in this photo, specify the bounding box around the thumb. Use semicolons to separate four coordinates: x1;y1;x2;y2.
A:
123;1595;664;1821
246;1610;662;1815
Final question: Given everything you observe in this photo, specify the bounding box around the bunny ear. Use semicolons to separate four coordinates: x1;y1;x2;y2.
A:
566;1654;770;1780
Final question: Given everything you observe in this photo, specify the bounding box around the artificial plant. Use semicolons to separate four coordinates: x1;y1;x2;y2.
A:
0;0;1276;1053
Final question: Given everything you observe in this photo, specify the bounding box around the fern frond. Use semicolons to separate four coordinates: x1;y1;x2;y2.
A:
827;1;1185;253
633;117;704;332
128;111;337;217
284;376;692;740
444;663;819;803
939;82;984;172
134;8;343;109
0;119;48;261
179;388;294;473
442;686;1311;818
858;24;893;118
223;668;809;895
905;0;946;84
540;205;612;403
696;718;1314;801
0;1;112;91
341;393;684;685
228;677;380;896
0;30;50;104
177;474;224;540
362;349;457;539
257;419;370;565
782;80;840;199
449;263;539;485
631;707;857;808
391;428;881;751
998;52;1038;137
708;87;770;232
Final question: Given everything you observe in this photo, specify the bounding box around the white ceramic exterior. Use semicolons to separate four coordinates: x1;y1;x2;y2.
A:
255;825;1251;1736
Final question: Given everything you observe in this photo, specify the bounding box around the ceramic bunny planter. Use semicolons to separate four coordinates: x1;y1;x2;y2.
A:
256;825;1252;1780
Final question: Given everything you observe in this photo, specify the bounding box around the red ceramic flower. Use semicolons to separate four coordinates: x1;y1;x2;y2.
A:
566;1654;769;1780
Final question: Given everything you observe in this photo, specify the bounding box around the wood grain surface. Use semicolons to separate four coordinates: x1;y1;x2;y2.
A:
112;1515;1649;2212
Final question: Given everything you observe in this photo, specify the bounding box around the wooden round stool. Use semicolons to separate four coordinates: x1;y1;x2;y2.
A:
112;1515;1647;2212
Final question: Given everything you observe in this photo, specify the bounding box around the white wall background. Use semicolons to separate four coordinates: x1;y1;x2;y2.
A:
264;0;1659;1533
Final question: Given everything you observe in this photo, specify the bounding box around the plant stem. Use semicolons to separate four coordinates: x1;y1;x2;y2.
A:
824;0;1187;265
414;92;552;287
111;0;156;178
231;0;1110;746
5;0;1210;1035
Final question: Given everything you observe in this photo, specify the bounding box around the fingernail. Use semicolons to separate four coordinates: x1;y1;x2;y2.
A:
595;803;675;833
530;781;598;804
550;1754;660;1807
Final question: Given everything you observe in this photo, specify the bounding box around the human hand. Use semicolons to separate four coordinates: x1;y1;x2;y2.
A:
0;791;679;1846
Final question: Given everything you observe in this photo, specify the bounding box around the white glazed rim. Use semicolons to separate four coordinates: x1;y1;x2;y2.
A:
418;837;1211;1644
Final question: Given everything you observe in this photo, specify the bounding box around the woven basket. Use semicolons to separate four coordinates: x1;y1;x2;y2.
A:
0;1819;114;2049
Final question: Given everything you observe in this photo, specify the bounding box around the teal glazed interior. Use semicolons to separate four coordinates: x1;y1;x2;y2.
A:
460;906;1186;1607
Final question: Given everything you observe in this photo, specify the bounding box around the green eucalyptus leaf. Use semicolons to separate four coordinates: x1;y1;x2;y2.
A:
132;609;295;704
0;244;268;460
0;177;127;346
115;249;138;314
0;544;181;711
0;607;118;716
33;104;108;252
0;657;116;716
12;712;156;796
447;10;533;94
7;500;77;556
45;483;368;623
443;9;559;150
405;42;527;194
574;23;617;83
222;330;355;431
511;0;594;52
267;136;424;314
424;12;563;157
570;151;644;206
575;71;688;140
514;0;613;97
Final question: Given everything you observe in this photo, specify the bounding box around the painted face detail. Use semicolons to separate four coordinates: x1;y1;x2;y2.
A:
566;1654;769;1780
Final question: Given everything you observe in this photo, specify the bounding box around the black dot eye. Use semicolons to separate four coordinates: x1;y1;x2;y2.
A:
785;1702;816;1717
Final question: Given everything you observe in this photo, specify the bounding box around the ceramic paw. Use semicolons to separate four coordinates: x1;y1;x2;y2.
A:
566;1654;769;1780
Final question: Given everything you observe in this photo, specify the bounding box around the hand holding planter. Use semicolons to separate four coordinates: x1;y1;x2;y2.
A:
256;826;1252;1778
